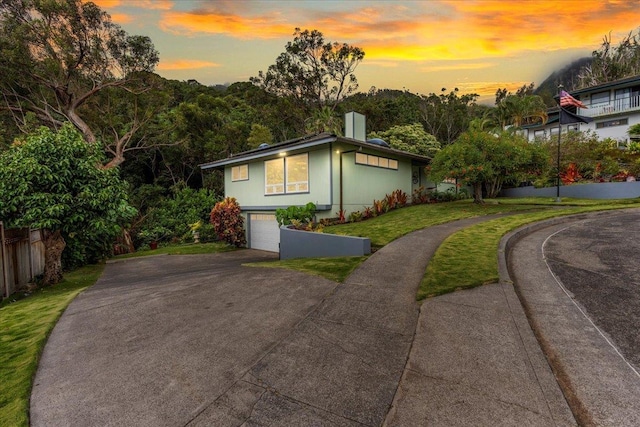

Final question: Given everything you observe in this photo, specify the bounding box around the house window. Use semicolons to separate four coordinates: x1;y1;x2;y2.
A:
231;164;249;181
355;153;398;170
265;153;308;195
285;153;309;193
596;118;628;129
591;91;610;106
533;130;546;139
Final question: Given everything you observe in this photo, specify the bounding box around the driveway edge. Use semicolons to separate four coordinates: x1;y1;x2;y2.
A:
498;208;640;426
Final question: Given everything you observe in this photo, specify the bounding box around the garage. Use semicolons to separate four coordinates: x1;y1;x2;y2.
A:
248;213;280;252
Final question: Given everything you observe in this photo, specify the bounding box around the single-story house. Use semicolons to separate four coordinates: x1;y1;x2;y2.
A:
200;112;432;252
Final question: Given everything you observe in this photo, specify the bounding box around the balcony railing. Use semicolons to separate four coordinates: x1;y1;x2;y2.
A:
582;94;640;117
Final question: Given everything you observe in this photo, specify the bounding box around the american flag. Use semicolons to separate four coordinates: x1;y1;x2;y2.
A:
559;90;587;109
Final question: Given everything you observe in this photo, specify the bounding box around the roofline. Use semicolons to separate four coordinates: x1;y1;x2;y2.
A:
570;75;640;96
200;134;431;170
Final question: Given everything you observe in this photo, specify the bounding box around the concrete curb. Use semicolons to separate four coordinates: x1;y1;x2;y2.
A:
498;207;640;425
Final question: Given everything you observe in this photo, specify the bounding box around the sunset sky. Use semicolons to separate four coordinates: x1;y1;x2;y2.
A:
94;0;640;103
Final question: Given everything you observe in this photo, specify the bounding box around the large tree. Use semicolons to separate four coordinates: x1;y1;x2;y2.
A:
428;130;548;203
251;28;364;112
495;94;548;129
0;0;159;167
0;123;136;285
419;88;478;145
577;29;640;88
369;123;440;157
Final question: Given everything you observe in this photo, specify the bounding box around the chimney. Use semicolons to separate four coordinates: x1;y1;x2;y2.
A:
344;111;366;141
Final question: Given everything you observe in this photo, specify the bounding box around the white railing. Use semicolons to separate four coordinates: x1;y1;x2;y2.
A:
582;94;640;117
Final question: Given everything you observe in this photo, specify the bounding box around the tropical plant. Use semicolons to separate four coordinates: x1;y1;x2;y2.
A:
496;94;548;129
275;202;316;226
210;197;246;247
0;124;136;284
428;130;549;203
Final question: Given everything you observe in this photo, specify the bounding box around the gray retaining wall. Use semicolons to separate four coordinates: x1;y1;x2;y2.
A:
279;226;371;260
500;181;640;199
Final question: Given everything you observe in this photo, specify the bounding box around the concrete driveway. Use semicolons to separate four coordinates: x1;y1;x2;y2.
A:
508;208;640;426
30;250;340;426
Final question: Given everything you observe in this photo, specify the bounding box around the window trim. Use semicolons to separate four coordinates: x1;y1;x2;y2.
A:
231;164;249;182
264;153;309;195
355;153;398;170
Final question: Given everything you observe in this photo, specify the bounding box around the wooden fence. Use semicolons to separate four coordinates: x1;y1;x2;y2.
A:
1;221;46;299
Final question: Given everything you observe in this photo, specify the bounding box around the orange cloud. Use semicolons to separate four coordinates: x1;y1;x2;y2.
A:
421;62;494;73
92;0;173;9
109;12;132;24
157;59;221;70
153;1;639;65
455;81;532;98
159;10;292;39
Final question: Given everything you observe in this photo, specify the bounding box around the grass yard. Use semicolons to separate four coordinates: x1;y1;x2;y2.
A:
255;198;640;296
417;204;633;299
323;200;542;248
0;264;104;427
112;241;235;259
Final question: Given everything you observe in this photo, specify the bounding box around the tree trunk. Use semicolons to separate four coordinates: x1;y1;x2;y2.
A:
42;230;66;286
473;182;484;204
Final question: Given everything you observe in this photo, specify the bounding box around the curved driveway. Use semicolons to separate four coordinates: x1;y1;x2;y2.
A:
30;209;640;426
30;250;339;426
508;208;640;426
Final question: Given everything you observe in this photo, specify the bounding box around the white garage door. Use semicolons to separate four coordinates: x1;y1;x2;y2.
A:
249;213;280;252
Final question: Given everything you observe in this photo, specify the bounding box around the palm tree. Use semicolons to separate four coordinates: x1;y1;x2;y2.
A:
497;94;548;129
304;106;343;135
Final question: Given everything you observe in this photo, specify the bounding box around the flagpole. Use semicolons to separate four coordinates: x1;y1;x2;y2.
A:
556;85;563;203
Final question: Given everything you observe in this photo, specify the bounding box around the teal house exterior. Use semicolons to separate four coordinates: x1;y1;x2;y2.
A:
200;113;431;252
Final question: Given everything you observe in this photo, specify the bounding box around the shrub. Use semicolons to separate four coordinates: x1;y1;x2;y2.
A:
133;185;219;247
275;202;316;226
348;210;363;222
412;186;431;204
210;197;246;247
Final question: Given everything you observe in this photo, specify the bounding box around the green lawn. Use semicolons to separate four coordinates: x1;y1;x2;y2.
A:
417;204;637;299
323;200;542;248
112;241;235;259
255;198;640;295
0;264;104;427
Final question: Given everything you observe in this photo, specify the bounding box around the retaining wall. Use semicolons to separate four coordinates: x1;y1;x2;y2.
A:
500;181;640;199
280;226;371;260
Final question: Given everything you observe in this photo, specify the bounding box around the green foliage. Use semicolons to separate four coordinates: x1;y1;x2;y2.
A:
0;124;136;268
495;94;548;128
0;0;159;167
369;123;440;157
428;130;549;203
133;184;219;247
251;28;365;111
210;197;246;247
275;202;317;226
419;88;479;145
247;123;274;149
537;130;631;184
628;123;640;136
